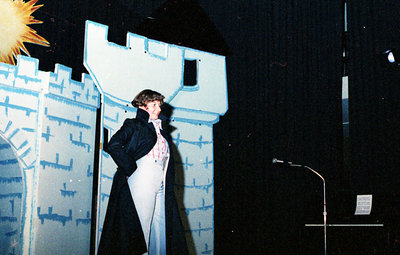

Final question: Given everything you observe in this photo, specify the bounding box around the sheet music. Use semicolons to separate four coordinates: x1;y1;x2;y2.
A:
354;194;372;215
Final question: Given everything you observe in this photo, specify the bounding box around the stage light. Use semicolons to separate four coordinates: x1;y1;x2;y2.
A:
382;49;400;65
387;51;395;63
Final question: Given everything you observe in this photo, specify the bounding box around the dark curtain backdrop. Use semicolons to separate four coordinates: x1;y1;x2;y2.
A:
211;1;343;254
347;0;400;252
25;0;400;254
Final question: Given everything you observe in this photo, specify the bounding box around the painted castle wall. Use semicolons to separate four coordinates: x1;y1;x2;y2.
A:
84;21;228;255
0;56;100;255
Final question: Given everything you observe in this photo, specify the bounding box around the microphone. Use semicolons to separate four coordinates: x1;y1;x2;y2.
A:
272;158;299;167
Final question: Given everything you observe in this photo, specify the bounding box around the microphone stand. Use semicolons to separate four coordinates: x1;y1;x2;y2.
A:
289;162;327;255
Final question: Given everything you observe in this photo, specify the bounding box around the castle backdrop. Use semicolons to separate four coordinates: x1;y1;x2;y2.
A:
0;20;228;255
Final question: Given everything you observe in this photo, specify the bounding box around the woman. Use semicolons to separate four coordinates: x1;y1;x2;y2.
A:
98;89;188;255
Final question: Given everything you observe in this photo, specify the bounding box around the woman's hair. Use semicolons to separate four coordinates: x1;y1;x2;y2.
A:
131;89;165;107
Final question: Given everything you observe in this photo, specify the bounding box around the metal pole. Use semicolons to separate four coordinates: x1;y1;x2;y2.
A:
301;165;327;255
272;159;327;255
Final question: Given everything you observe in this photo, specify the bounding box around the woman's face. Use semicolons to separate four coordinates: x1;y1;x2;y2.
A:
140;100;162;119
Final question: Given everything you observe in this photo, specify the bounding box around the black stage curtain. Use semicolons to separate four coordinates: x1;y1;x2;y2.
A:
347;1;400;252
211;1;343;254
28;0;346;254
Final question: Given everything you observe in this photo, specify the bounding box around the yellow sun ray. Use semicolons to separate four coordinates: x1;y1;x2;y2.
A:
0;0;49;65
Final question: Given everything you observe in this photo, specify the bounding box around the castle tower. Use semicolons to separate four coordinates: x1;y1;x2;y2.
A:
84;21;228;254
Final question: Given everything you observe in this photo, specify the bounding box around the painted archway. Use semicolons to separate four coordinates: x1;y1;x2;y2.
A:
0;133;24;255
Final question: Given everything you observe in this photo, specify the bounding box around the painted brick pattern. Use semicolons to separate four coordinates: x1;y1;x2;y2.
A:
0;55;100;255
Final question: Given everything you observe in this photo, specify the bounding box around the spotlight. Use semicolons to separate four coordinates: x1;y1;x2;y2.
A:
386;51;395;63
381;49;400;65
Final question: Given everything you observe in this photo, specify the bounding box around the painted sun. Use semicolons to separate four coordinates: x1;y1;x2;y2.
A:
0;0;49;65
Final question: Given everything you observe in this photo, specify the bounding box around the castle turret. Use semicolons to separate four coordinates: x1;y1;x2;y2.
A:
84;20;228;255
